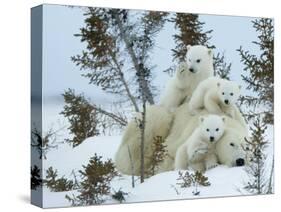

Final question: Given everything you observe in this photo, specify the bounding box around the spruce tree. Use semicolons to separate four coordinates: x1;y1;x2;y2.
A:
67;9;168;150
237;18;274;125
44;167;75;192
61;89;100;147
66;154;118;205
243;116;270;194
176;170;210;196
146;136;168;176
171;13;213;61
213;52;231;80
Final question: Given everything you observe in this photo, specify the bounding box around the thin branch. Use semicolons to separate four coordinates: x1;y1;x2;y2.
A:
93;105;127;127
267;157;274;194
127;145;135;188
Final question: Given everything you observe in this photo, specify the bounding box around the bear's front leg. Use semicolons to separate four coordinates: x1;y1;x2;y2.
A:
205;153;218;170
188;88;205;115
189;143;209;163
204;93;223;115
176;62;189;74
160;85;183;109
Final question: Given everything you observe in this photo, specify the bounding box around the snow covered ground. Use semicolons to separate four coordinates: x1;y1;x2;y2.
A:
43;133;250;208
40;102;273;208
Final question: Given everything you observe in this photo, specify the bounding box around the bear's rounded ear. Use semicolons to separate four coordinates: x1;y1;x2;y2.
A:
186;45;191;51
199;116;204;123
208;48;213;56
217;82;221;87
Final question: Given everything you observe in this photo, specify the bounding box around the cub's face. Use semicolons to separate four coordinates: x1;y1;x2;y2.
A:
186;45;213;74
199;115;225;143
217;81;241;106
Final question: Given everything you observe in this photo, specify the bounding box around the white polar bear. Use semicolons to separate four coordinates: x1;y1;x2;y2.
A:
159;45;214;110
114;105;173;176
157;103;248;173
188;76;247;128
175;114;226;172
115;101;248;175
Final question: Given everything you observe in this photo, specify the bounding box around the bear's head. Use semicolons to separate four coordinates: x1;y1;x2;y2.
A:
216;129;247;167
217;80;241;106
186;45;213;74
199;114;225;143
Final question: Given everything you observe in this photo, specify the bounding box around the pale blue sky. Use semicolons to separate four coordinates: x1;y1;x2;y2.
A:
42;4;259;105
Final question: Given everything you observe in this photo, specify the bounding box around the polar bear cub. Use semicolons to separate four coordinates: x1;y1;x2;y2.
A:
174;114;225;172
159;45;214;110
189;77;241;119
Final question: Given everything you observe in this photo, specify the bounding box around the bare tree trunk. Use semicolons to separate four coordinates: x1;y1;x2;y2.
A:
257;156;261;194
110;52;140;112
127;145;135;188
267;158;274;194
71;170;79;189
140;100;146;183
113;12;155;104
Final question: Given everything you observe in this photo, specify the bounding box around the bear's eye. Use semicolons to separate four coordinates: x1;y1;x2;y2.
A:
230;93;234;96
206;129;209;132
196;59;201;63
230;143;235;147
222;92;225;95
216;128;219;131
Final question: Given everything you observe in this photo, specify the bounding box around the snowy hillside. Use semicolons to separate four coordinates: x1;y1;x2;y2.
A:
39;101;274;208
42;133;256;208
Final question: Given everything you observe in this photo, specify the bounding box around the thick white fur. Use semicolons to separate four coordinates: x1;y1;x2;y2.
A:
160;45;214;110
114;105;173;175
115;102;248;175
159;62;192;110
174;115;225;172
157;103;248;173
189;77;247;128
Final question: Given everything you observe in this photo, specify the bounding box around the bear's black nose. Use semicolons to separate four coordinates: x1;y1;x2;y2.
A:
189;68;194;73
210;136;215;142
236;158;245;166
224;100;229;105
